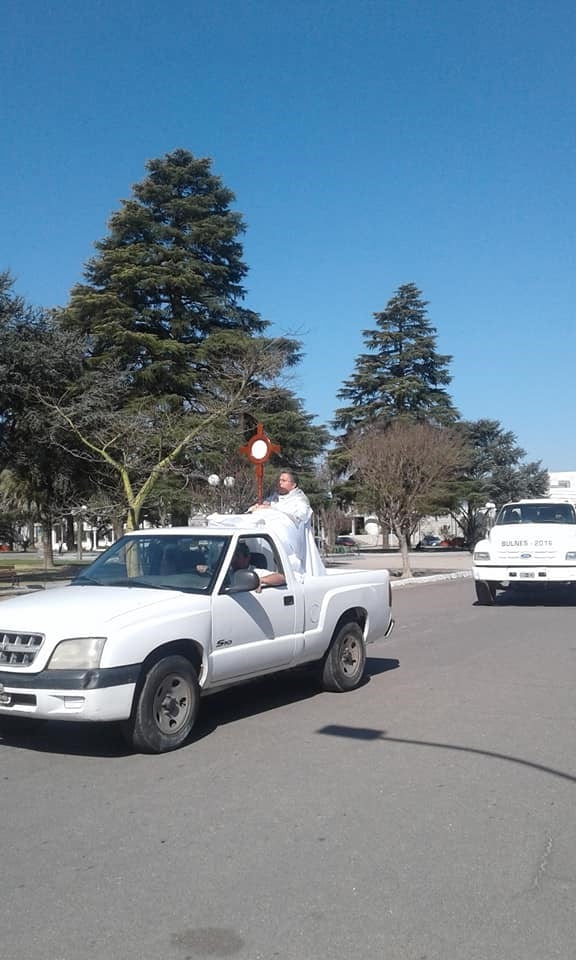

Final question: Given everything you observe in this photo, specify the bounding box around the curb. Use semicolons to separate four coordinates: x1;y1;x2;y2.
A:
391;570;473;589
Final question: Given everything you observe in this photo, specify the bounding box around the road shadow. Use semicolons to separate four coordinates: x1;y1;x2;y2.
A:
185;656;399;743
365;656;399;676
0;717;132;757
0;657;400;758
316;724;576;785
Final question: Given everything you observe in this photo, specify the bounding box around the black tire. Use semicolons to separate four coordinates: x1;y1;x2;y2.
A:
475;580;496;605
321;621;366;692
124;655;200;754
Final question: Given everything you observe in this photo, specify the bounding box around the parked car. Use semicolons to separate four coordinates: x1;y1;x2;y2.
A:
336;535;358;547
438;536;466;549
415;535;441;550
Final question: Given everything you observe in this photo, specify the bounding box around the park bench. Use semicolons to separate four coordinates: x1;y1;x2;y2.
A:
331;544;361;556
0;566;20;589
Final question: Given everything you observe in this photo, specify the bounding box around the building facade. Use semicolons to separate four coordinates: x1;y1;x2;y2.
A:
547;472;576;504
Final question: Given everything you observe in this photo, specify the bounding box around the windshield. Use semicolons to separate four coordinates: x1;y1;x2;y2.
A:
496;503;576;525
74;533;231;593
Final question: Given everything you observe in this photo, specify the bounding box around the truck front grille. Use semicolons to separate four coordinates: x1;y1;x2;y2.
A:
0;632;44;666
496;549;558;562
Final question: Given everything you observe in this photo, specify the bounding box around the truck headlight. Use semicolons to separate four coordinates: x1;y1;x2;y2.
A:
474;551;490;562
566;552;576;561
47;637;106;670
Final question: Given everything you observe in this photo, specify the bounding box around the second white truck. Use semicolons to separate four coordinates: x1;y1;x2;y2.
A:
473;498;576;604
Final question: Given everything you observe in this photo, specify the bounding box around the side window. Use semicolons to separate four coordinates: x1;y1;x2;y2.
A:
243;536;286;578
221;536;288;593
266;539;285;578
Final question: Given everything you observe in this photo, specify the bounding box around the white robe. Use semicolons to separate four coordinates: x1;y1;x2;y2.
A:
264;486;312;526
208;494;326;578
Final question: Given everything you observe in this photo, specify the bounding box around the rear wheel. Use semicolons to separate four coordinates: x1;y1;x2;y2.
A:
123;655;200;753
321;621;366;692
475;580;496;605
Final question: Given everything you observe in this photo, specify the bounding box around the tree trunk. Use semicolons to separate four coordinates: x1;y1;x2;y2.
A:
171;507;189;527
320;506;337;550
398;531;413;578
41;520;55;570
125;501;141;532
65;515;75;552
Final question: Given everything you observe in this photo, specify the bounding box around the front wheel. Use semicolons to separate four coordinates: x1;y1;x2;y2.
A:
475;580;496;605
321;621;366;692
123;655;200;753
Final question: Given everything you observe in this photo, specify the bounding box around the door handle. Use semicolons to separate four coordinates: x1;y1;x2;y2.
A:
283;595;294;606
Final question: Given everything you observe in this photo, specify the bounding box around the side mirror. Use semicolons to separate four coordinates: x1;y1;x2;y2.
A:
226;570;260;594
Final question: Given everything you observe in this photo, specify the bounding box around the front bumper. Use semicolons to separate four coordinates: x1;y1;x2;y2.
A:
0;664;139;722
473;565;576;584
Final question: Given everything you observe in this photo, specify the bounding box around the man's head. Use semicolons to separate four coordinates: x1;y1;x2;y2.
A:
231;541;251;570
277;471;298;497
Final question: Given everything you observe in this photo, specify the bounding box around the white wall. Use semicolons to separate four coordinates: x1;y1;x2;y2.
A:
548;471;576;504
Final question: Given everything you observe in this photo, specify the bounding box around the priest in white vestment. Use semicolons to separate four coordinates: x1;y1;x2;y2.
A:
247;470;324;576
209;471;325;577
248;471;311;524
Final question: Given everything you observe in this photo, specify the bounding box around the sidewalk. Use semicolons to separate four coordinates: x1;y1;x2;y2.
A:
324;548;473;586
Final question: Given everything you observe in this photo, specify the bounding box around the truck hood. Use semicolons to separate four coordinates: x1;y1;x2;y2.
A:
0;584;207;634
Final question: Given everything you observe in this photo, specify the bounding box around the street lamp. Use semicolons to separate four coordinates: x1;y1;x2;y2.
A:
484;501;497;532
207;475;235;512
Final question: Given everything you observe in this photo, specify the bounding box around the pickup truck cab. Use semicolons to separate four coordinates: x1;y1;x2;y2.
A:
472;499;576;604
0;524;394;752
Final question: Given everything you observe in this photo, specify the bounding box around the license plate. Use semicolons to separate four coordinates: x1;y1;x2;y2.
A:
519;572;536;578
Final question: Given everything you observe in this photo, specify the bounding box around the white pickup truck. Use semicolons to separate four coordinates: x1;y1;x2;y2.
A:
473;499;576;604
0;524;394;752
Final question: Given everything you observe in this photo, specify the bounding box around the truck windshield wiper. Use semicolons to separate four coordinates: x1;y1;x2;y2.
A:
106;578;176;590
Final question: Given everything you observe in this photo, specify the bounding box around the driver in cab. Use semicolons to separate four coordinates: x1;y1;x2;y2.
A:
228;542;286;591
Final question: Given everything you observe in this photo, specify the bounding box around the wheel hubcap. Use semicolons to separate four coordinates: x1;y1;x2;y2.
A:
340;634;361;675
153;674;192;735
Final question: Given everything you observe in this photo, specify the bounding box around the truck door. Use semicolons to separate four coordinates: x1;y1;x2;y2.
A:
209;535;298;682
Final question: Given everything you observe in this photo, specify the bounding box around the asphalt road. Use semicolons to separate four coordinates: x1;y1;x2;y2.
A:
2;578;576;960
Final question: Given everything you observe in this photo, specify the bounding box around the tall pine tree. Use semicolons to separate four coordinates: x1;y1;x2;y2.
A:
447;419;549;544
333;283;459;432
63;149;270;400
53;150;321;527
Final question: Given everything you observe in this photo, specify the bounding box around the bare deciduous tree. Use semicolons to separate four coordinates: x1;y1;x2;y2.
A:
349;420;470;577
40;332;290;531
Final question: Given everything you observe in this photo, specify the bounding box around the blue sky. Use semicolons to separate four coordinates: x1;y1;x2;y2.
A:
2;0;574;469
